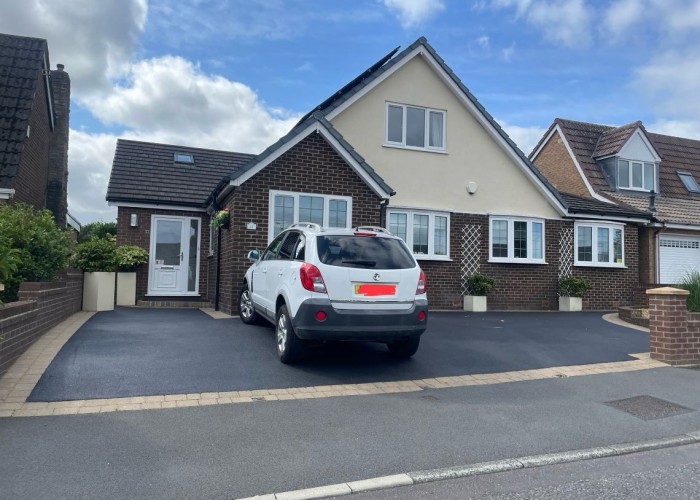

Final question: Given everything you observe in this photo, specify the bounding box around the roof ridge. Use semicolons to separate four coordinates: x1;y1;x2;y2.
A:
116;138;255;156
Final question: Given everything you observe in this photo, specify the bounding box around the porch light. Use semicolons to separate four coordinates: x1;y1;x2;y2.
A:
130;214;139;227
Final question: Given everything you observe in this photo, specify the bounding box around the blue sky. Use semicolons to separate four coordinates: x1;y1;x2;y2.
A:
2;0;700;223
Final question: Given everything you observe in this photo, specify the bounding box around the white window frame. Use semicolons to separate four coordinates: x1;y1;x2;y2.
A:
488;216;546;264
268;190;353;242
208;215;214;256
387;209;450;260
385;102;446;152
574;222;625;268
617;158;656;192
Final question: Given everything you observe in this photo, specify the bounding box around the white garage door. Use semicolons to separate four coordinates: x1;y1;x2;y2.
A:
659;236;700;284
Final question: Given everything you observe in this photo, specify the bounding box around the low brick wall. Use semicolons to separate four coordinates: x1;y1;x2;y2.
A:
647;287;700;366
618;306;649;328
0;269;83;375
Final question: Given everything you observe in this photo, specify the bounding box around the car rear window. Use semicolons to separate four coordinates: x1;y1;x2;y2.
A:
316;235;416;269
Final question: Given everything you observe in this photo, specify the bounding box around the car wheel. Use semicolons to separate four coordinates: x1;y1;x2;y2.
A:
276;304;303;364
387;337;420;358
239;283;259;324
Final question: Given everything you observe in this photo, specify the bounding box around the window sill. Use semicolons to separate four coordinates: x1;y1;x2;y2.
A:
383;143;448;155
488;259;548;265
574;263;627;269
618;187;653;193
414;255;452;262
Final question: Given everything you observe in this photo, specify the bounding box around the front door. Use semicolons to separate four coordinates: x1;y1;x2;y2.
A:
149;216;201;295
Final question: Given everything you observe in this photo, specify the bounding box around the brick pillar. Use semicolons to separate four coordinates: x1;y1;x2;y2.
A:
646;287;700;366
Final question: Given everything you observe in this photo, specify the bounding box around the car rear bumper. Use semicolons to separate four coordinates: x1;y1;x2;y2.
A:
292;298;428;341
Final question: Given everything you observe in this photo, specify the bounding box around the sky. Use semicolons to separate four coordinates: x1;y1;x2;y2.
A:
2;0;700;224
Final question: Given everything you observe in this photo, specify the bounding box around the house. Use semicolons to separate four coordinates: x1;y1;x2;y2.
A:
531;118;700;289
0;33;71;228
107;37;649;312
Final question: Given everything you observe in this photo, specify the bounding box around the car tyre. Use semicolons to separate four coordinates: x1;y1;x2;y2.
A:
387;337;420;358
276;304;303;364
239;283;259;324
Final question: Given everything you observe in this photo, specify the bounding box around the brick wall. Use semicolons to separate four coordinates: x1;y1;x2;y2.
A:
12;73;51;210
0;269;82;375
216;133;384;314
423;214;641;310
647;287;700;366
531;132;590;198
116;207;212;301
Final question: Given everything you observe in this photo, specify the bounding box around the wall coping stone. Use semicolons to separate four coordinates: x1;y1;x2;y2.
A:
646;287;690;296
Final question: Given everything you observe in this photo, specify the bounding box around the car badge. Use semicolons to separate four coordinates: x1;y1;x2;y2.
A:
373;273;381;282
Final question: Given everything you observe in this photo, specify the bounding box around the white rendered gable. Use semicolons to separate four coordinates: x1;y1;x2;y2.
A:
619;129;662;163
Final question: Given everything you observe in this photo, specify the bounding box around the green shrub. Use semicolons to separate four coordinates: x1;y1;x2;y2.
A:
0;203;71;302
465;273;495;296
78;221;116;243
115;245;149;272
677;271;700;313
72;236;117;272
558;276;591;297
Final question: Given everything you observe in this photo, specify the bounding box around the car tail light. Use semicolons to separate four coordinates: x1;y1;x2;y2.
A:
416;269;426;294
300;263;327;293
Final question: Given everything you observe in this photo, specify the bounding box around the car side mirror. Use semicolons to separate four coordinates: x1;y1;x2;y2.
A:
247;249;260;262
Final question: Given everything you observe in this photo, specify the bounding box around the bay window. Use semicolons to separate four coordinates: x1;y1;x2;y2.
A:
388;209;449;259
574;222;624;267
386;102;445;151
269;190;352;241
489;217;545;263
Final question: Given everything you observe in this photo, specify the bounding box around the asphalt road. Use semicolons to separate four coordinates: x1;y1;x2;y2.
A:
3;367;699;499
339;442;700;499
29;308;648;401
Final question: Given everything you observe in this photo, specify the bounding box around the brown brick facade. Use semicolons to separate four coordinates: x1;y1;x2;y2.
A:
215;133;384;315
532;132;591;198
116;207;212;301
647;288;700;366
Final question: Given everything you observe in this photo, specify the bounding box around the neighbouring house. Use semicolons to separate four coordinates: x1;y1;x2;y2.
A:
107;37;650;312
0;33;72;228
531;118;700;291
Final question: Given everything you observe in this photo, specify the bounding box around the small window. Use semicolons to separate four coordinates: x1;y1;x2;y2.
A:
385;102;445;151
489;217;545;264
174;153;194;163
678;172;700;193
617;158;655;192
574;222;624;267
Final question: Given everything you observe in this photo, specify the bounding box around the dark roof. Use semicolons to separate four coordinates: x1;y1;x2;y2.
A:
592;121;642;158
227;111;395;198
559;192;649;220
0;33;48;190
300;36;567;211
107;140;254;208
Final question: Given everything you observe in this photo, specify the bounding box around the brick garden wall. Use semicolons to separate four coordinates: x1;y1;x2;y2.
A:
647;288;700;366
216;133;384;315
116;207;212;302
0;269;82;375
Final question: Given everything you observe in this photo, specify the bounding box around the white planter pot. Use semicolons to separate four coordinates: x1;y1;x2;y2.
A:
559;296;582;312
464;295;487;312
83;272;116;312
116;272;136;306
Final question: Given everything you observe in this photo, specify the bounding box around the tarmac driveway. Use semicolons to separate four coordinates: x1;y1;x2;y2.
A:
29;307;648;402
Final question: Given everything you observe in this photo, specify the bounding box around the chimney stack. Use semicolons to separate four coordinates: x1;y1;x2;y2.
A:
47;64;70;228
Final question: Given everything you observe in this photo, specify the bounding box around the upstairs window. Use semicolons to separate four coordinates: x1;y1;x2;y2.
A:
618;159;655;191
174;153;194;164
386;103;445;151
678;172;700;193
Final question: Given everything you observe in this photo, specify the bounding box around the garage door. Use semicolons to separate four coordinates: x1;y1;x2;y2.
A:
659;236;700;284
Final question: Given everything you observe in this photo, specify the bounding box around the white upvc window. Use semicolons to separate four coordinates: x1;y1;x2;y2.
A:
489;216;545;264
268;190;352;241
385;102;446;151
618;158;655;192
574;222;625;267
387;209;450;260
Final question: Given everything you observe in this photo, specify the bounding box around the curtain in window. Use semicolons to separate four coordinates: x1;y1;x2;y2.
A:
577;226;593;262
532;222;543;259
413;214;429;254
429;111;443;148
434;216;448;255
492;220;508;258
597;227;610;262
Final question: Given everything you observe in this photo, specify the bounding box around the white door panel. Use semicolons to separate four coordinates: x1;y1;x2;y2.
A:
659;236;700;284
149;216;200;295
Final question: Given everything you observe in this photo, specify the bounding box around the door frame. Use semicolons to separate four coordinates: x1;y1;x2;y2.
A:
147;215;202;296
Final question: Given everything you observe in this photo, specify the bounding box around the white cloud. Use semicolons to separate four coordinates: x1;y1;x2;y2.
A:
497;120;547;155
476;35;490;48
601;0;644;36
648;119;700;140
0;0;147;96
501;42;516;61
635;49;700;117
382;0;445;28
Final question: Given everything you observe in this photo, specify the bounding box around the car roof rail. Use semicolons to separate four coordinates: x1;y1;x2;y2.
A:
354;226;392;235
289;222;323;232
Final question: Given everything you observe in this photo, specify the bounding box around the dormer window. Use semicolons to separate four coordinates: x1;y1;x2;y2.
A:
617;159;655;191
678;172;700;193
385;102;445;152
174;153;194;164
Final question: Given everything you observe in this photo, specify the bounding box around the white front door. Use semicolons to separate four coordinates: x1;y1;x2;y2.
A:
149;216;201;295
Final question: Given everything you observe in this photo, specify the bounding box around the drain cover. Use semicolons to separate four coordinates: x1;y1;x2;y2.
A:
604;395;694;420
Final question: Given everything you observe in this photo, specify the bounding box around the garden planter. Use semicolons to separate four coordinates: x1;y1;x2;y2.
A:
83;272;116;311
559;296;582;312
464;295;487;312
116;272;136;306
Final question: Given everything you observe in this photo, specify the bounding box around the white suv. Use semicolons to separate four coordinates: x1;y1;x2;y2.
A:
239;223;428;363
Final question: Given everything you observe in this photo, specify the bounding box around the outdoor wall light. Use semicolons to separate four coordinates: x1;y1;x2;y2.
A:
130;213;139;227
